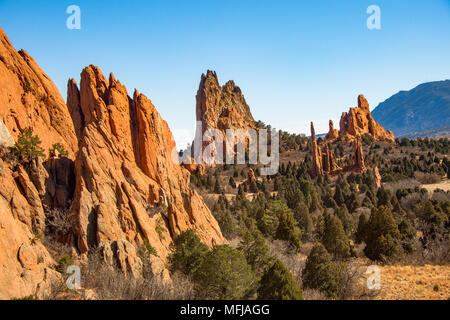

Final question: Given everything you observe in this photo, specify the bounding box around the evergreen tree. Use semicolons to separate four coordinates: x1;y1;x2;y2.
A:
322;215;351;259
168;230;209;276
11;127;45;164
355;213;368;244
193;245;257;299
364;206;402;260
302;243;344;299
294;202;314;241
334;185;345;206
336;204;354;235
258;259;303;300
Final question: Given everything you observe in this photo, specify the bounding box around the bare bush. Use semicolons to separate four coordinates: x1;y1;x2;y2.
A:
414;172;442;185
266;239;305;287
384;179;420;193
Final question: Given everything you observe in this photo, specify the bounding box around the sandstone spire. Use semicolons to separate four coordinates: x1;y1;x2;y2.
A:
325;120;339;140
68;66;224;274
353;135;367;173
310;122;323;178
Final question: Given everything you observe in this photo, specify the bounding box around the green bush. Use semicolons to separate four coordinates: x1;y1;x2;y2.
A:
193;245;257;299
49;142;69;157
363;206;402;260
168;230;209;277
138;239;158;258
57;255;73;273
258;259;303;300
322;215;351;259
10;127;44;164
302;243;344;299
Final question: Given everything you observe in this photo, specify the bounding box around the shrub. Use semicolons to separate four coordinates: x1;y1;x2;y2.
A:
193;245;257;299
57;255;73;273
138;239;158;258
168;230;209;276
10;127;44;164
363;206;402;261
302;243;345;299
238;227;273;276
49;142;69;157
322;215;352;259
258;259;303;300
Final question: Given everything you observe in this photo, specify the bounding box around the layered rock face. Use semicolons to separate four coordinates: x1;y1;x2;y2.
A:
0;27;77;155
67;66;224;274
191;71;256;164
0;28;75;298
339;95;395;142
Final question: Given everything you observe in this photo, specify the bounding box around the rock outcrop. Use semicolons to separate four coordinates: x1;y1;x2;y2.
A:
373;166;381;188
311;122;342;178
339;95;395;142
352;136;367;173
246;168;256;185
0;27;77;155
67;66;224;276
191;71;255;163
310;122;323;178
325;120;339;140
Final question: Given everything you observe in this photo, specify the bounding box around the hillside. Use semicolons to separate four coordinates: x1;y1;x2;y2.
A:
372;80;450;137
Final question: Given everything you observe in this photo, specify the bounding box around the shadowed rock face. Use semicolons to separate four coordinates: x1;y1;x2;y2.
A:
339;95;395;142
67;66;224;270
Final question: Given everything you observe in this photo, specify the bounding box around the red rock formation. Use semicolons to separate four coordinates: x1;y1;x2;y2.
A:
0;27;77;156
0;28;74;298
310;122;323;178
322;143;342;175
325;120;339;140
352;135;367;173
246;168;256;185
339;95;395;142
373;166;381;188
192;71;256;163
68;66;224;276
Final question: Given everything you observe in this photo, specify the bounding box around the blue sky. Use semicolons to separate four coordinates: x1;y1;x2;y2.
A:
1;0;449;148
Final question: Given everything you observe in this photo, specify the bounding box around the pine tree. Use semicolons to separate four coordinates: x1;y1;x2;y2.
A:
336;204;354;235
258;259;303;300
322;215;351;259
11;127;44;164
302;243;344;299
355;212;368;244
364;206;402;260
334;185;345;206
294;202;314;241
229;176;237;189
214;178;223;194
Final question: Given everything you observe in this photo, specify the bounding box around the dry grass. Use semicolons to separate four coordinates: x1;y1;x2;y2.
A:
421;179;450;193
375;264;450;300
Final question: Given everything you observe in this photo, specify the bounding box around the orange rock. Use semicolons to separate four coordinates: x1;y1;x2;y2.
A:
352;135;367;173
192;71;255;163
68;66;224;275
325;120;339;140
339;95;394;142
373;166;382;188
310;122;323;178
0;27;77;157
246;168;256;185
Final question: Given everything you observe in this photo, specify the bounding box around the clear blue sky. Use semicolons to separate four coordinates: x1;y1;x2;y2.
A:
1;0;449;148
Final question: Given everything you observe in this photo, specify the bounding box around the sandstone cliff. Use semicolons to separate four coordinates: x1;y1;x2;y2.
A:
0;27;77;156
0;27;224;298
339;95;395;142
189;71;256;165
67;66;224;275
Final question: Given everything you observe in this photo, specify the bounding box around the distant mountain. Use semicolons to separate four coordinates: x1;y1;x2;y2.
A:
372;80;450;137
